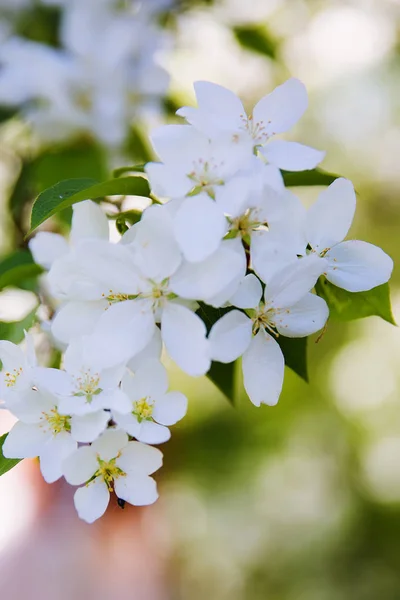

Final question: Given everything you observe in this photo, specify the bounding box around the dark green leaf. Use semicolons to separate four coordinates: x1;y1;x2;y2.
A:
315;278;396;325
0;250;43;291
282;168;340;187
277;336;308;382
233;25;278;59
29;176;151;233
0;433;22;477
0;308;38;343
207;361;238;405
113;165;146;177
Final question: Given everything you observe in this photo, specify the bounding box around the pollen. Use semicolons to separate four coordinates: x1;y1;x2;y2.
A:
43;408;71;435
133;397;154;422
4;366;23;387
94;455;126;492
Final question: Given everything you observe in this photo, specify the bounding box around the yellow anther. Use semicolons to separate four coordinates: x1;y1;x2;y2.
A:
43;408;71;435
4;366;23;388
134;397;154;422
94;455;126;492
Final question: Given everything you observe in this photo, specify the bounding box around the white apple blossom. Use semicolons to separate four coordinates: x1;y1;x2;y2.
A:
304;178;393;292
3;386;109;483
62;429;163;523
176;79;325;172
113;359;187;444
0;334;38;406
209;256;328;406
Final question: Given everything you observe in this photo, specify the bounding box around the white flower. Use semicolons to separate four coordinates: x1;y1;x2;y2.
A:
3;386;109;483
176;79;325;171
305;178;393;291
113;359;187;444
45;336;131;416
145;124;250;200
0;334;37;405
62;429;163;523
209;256;328;407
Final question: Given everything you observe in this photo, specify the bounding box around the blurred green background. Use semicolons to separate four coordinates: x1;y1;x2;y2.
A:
0;1;400;599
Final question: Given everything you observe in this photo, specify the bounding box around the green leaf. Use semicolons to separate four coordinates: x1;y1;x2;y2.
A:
277;336;308;382
282;168;340;187
0;250;43;291
113;164;146;177
29;176;151;233
0;308;38;344
315;278;396;324
0;434;22;477
233;25;279;59
207;361;238;404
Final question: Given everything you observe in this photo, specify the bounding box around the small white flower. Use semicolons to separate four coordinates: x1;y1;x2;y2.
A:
3;386;109;483
63;429;163;523
177;79;325;171
113;359;188;444
209;256;328;407
0;334;37;405
305;178;393;291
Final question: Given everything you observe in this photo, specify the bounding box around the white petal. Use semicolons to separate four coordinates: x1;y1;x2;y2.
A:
261;140;325;171
242;332;284;407
209;310;252;363
145;162;191;198
74;478;110;523
116;441;163;475
51;300;108;344
173;195;227;263
133;420;171;444
114;473;158;506
70;200;109;243
325;240;394;292
306;178;356;252
229;274;262;308
170;241;245;302
39;433;77;483
9;388;54;423
161;303;210;377
62;445;98;485
264;254;326;308
275;292;329;337
111;411;142;438
193;81;245;121
77;239;141;295
127;327;162;372
130;213;182;279
251;234;299;283
85;300;156;369
3;421;49;458
253;78;308;136
33;366;72;396
91;428;129;461
153;391;188;426
149;124;204;163
28;232;69;269
123;359;168;399
70;411;110;443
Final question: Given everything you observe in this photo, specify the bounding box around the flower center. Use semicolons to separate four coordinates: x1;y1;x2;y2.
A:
229;209;268;238
187;158;224;197
251;305;278;336
133;397;154;423
4;366;23;387
239;113;272;144
42;408;71;435
94;455;126;492
73;370;103;403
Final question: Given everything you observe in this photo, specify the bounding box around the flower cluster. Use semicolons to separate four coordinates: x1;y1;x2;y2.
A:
1;78;393;523
0;0;170;148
